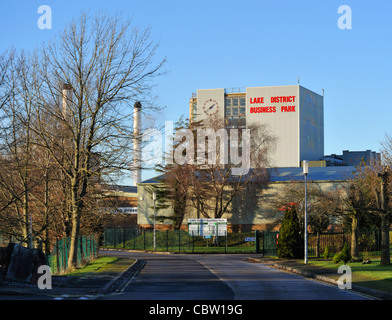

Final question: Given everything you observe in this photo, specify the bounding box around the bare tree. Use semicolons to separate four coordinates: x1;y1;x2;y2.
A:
187;115;276;220
341;158;391;265
28;12;166;268
0;50;39;246
157;114;276;234
0;49;66;250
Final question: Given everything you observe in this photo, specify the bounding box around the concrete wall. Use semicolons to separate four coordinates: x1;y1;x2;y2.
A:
137;179;347;231
194;85;324;168
299;86;324;162
196;88;225;122
342;150;381;166
246;85;300;167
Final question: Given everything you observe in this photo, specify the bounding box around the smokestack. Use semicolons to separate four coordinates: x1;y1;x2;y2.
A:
62;83;73;120
133;101;142;186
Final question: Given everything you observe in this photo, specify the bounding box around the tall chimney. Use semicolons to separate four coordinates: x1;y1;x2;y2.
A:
62;83;73;120
133;101;142;186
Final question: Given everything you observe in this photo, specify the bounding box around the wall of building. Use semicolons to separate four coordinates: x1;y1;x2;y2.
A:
194;85;324;168
196;88;225;122
342;150;381;166
299;86;324;162
246;85;300;167
323;150;381;167
103;187;138;226
137;178;348;231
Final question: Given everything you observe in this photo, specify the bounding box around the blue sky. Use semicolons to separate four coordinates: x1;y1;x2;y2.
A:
0;0;391;184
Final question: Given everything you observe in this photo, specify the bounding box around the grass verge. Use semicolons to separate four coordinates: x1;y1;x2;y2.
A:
65;256;120;276
309;259;392;294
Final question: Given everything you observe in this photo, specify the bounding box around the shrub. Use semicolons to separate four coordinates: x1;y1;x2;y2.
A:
277;204;304;259
322;246;329;260
333;243;351;264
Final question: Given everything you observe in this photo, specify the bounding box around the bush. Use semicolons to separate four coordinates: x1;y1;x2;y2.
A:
332;252;340;264
322;246;329;260
277;205;304;259
333;243;351;264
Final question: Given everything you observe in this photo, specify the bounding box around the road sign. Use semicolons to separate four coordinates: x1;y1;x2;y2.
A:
245;237;256;242
188;219;227;237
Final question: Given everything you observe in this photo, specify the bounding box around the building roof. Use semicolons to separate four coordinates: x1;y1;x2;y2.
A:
139;166;357;185
268;166;356;182
104;185;138;194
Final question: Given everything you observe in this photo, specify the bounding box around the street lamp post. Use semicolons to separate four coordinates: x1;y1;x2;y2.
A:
153;192;156;251
303;160;309;264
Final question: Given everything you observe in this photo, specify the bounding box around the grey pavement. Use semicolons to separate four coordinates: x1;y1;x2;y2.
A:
101;252;235;300
99;250;375;301
195;255;369;300
0;249;389;301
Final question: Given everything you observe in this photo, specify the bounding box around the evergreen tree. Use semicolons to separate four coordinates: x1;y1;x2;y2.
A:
277;204;304;259
333;242;352;264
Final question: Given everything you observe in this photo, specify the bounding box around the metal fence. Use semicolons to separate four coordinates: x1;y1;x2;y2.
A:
103;228;279;255
46;235;99;274
307;229;382;258
103;228;384;258
0;233;98;274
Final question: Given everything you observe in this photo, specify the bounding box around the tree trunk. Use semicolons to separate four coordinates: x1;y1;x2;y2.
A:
22;206;29;248
67;178;81;269
44;165;51;255
351;214;360;259
380;212;390;265
67;211;81;268
316;231;320;258
379;172;390;266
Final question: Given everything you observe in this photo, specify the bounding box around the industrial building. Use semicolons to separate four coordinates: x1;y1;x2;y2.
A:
190;85;324;168
136;166;354;231
102;185;139;227
132;84;380;231
323;150;381;167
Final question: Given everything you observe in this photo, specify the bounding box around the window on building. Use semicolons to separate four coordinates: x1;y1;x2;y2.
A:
225;96;246;128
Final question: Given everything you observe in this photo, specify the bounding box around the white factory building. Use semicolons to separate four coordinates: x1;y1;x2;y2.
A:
132;84;379;230
189;85;324;168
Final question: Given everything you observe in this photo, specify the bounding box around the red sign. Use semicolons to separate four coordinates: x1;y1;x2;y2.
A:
248;95;297;113
271;96;296;103
249;97;264;104
250;106;276;113
281;105;295;112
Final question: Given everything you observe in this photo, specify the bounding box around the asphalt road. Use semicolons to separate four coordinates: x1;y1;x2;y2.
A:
100;251;371;301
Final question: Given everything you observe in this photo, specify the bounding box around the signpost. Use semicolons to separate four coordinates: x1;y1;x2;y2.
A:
188;219;227;237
